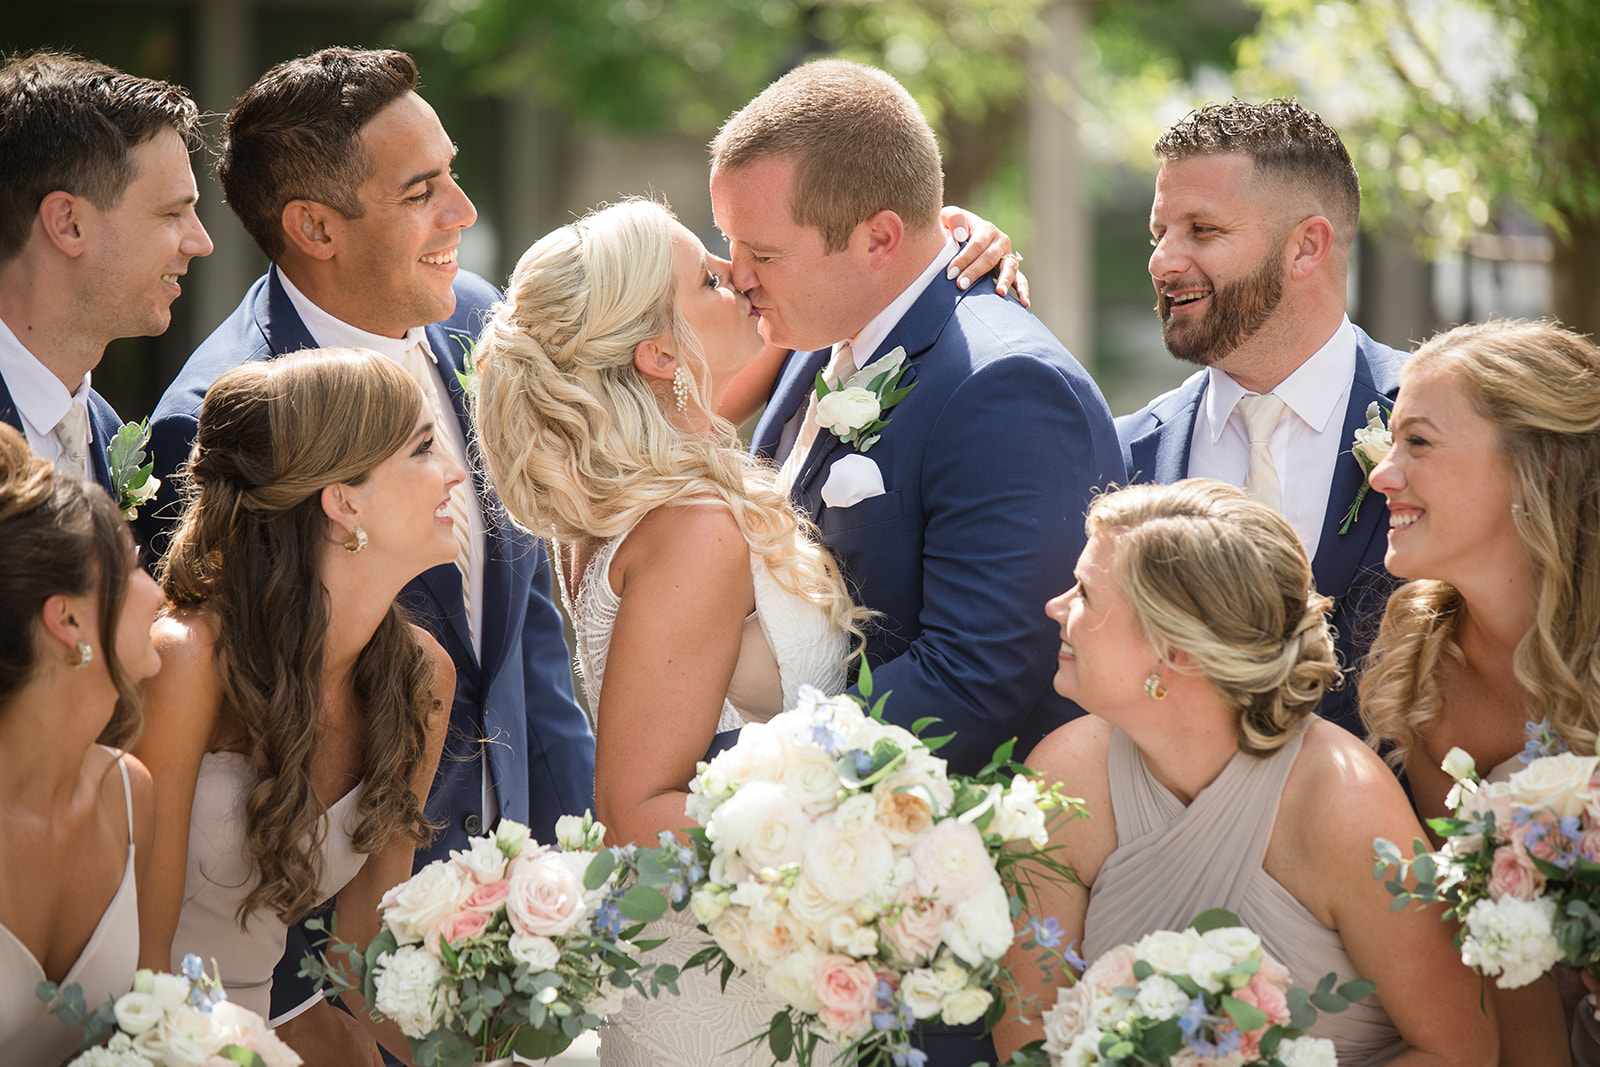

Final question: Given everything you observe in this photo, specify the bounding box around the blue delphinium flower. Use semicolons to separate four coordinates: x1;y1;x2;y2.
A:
1521;718;1566;764
1028;917;1063;949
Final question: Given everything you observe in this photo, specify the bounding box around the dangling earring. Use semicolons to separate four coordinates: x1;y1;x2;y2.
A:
1143;670;1168;701
345;526;368;553
671;365;692;413
67;640;94;670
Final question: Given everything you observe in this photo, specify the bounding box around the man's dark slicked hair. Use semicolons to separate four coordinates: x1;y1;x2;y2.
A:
1155;98;1360;237
218;47;417;260
0;52;199;264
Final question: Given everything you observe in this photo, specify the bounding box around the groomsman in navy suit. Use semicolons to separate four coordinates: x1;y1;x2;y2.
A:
0;53;211;494
139;48;593;1033
721;58;1122;1067
1117;99;1405;736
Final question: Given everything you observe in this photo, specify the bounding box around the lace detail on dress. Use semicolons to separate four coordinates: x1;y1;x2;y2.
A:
554;520;850;1067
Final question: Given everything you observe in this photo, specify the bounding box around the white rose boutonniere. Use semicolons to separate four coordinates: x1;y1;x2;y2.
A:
812;346;914;453
106;419;160;520
1339;401;1392;534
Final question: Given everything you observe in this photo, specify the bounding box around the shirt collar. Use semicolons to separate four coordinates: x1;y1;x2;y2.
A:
1202;316;1357;441
0;312;91;439
839;235;959;370
277;267;432;363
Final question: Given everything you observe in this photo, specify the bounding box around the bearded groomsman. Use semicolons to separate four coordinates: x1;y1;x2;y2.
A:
141;47;594;1038
0;53;211;495
1117;99;1405;735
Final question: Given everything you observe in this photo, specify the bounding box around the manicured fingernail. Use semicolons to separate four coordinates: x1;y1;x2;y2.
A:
953;226;969;242
998;285;1008;297
957;276;970;290
947;264;959;279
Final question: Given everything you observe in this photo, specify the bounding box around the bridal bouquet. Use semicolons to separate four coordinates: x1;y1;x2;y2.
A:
1373;722;1600;990
648;672;1085;1067
1038;911;1366;1067
38;953;300;1066
302;814;675;1067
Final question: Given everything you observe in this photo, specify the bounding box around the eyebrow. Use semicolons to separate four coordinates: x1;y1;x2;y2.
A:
395;146;460;195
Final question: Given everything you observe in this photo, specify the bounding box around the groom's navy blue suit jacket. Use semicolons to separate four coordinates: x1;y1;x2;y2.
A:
140;265;595;855
754;268;1125;775
1115;325;1406;736
0;374;121;493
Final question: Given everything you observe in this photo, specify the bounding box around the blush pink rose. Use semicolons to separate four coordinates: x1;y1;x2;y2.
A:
1488;844;1542;901
882;884;950;966
1255;952;1290;989
1082;943;1136;992
814;954;877;1040
506;851;587;936
463;881;511;915
1245;972;1290;1026
426;909;490;958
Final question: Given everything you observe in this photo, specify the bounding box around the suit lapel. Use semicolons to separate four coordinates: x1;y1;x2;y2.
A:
0;376;19;435
85;392;120;494
754;348;830;460
1311;341;1394;600
1126;377;1204;484
424;322;486;667
259;266;321;356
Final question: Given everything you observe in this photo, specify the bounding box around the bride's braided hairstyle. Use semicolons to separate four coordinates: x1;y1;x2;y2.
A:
160;350;438;925
1089;480;1339;754
474;199;866;647
1361;320;1600;766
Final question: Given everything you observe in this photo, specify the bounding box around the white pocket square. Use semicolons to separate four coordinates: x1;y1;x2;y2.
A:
820;453;886;509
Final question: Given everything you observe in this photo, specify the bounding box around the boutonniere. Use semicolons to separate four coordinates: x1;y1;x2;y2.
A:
1338;401;1392;534
106;419;159;520
450;331;479;398
812;345;915;453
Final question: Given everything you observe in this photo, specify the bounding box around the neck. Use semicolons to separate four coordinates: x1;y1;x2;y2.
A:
1117;677;1240;805
0;679;112;810
1214;294;1344;395
0;265;103;392
317;545;409;678
278;258;406;340
1454;571;1537;671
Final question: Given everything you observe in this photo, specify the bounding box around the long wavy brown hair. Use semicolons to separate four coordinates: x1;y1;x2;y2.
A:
159;349;439;925
1361;319;1600;766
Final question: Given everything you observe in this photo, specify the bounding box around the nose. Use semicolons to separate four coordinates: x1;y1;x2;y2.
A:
441;175;478;231
1367;446;1401;497
445;454;468;492
1148;235;1184;285
727;244;759;293
185;211;214;258
1045;587;1074;624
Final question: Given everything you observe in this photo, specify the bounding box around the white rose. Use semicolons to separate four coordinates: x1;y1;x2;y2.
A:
451;835;509;884
1351;423;1391;470
763;943;823;1014
373;946;456;1039
1461;896;1564;989
939;878;1013;966
710;908;758;972
381;862;473;945
1277;1036;1339;1067
150;972;190;1014
780;745;847;815
508;933;562;971
1040;981;1093;1055
1441;746;1478;783
1063;1026;1107;1067
553;814;588;850
747;912;807;969
940;986;993;1026
899;969;946;1020
787;873;851;929
1133;928;1205;976
834;793;877;835
691;885;730;924
1200;926;1262;966
803;811;894;903
1134;974;1190;1021
816;387;881;435
1509;753;1600;819
706;779;812;870
1185;947;1236;993
111;991;164;1036
135;1004;220;1067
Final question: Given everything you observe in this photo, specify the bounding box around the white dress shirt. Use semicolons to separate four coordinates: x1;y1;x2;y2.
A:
1186;316;1358;561
777;236;959;463
0;312;95;478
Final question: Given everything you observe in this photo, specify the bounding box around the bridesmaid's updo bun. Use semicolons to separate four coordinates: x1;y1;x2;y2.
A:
0;423;141;743
1087;479;1339;754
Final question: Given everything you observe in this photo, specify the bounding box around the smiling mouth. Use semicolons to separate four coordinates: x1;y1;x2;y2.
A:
161;273;181;285
420;248;458;266
1389;512;1420;529
435;502;452;519
1060;641;1074;657
1166;288;1211;309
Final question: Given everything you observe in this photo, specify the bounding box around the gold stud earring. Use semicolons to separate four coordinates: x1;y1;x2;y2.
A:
345;526;368;553
67;640;94;670
1143;670;1168;701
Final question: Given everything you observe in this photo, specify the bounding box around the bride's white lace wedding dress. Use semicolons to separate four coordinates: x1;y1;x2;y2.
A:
556;520;849;1067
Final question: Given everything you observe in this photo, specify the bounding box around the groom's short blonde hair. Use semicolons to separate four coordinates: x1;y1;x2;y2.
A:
711;59;943;254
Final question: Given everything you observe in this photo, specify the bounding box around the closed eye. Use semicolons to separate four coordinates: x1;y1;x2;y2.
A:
414;434;436;456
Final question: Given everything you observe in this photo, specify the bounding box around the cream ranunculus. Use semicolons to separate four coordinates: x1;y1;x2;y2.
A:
763;943;823;1014
111;991;164;1036
803;810;894;903
706;779;812;870
899;968;946;1020
912;819;996;904
1200;926;1262;965
780;745;847;815
939;878;1012;966
710;907;759;972
1133;929;1206;976
381;861;474;945
816;387;881;436
1185;947;1236;994
940;986;993;1026
1508;753;1600;819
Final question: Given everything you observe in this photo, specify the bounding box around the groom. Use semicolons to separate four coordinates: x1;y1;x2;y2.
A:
722;64;1121;792
1117;99;1405;737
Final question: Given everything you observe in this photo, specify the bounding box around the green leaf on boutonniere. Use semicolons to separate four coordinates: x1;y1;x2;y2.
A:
811;345;915;453
106;419;159;520
1339;401;1392;534
451;332;479;397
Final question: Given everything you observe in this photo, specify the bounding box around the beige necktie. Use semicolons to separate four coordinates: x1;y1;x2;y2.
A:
53;403;89;480
1237;393;1287;512
399;342;476;643
778;340;857;493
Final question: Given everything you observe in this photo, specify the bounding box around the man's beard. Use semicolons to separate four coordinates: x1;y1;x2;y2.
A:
1156;247;1285;368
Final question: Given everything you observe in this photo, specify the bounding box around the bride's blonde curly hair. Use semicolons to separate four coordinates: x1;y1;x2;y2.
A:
473;199;866;646
1090;480;1340;754
1360;319;1600;767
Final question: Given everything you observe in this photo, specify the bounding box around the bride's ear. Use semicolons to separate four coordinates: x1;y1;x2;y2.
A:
633;338;677;381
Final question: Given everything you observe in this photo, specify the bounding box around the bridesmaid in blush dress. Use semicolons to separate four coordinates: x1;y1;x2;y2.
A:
0;423;162;1064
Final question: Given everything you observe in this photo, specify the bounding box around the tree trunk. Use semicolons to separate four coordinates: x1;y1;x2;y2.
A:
1549;210;1600;340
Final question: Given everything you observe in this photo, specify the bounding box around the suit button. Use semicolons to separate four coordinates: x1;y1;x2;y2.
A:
463;813;483;835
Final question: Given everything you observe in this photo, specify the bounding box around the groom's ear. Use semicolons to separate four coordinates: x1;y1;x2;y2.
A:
632;338;676;381
281;200;339;262
859;210;905;270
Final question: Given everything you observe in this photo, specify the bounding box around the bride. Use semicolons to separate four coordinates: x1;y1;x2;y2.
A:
474;198;1017;1064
